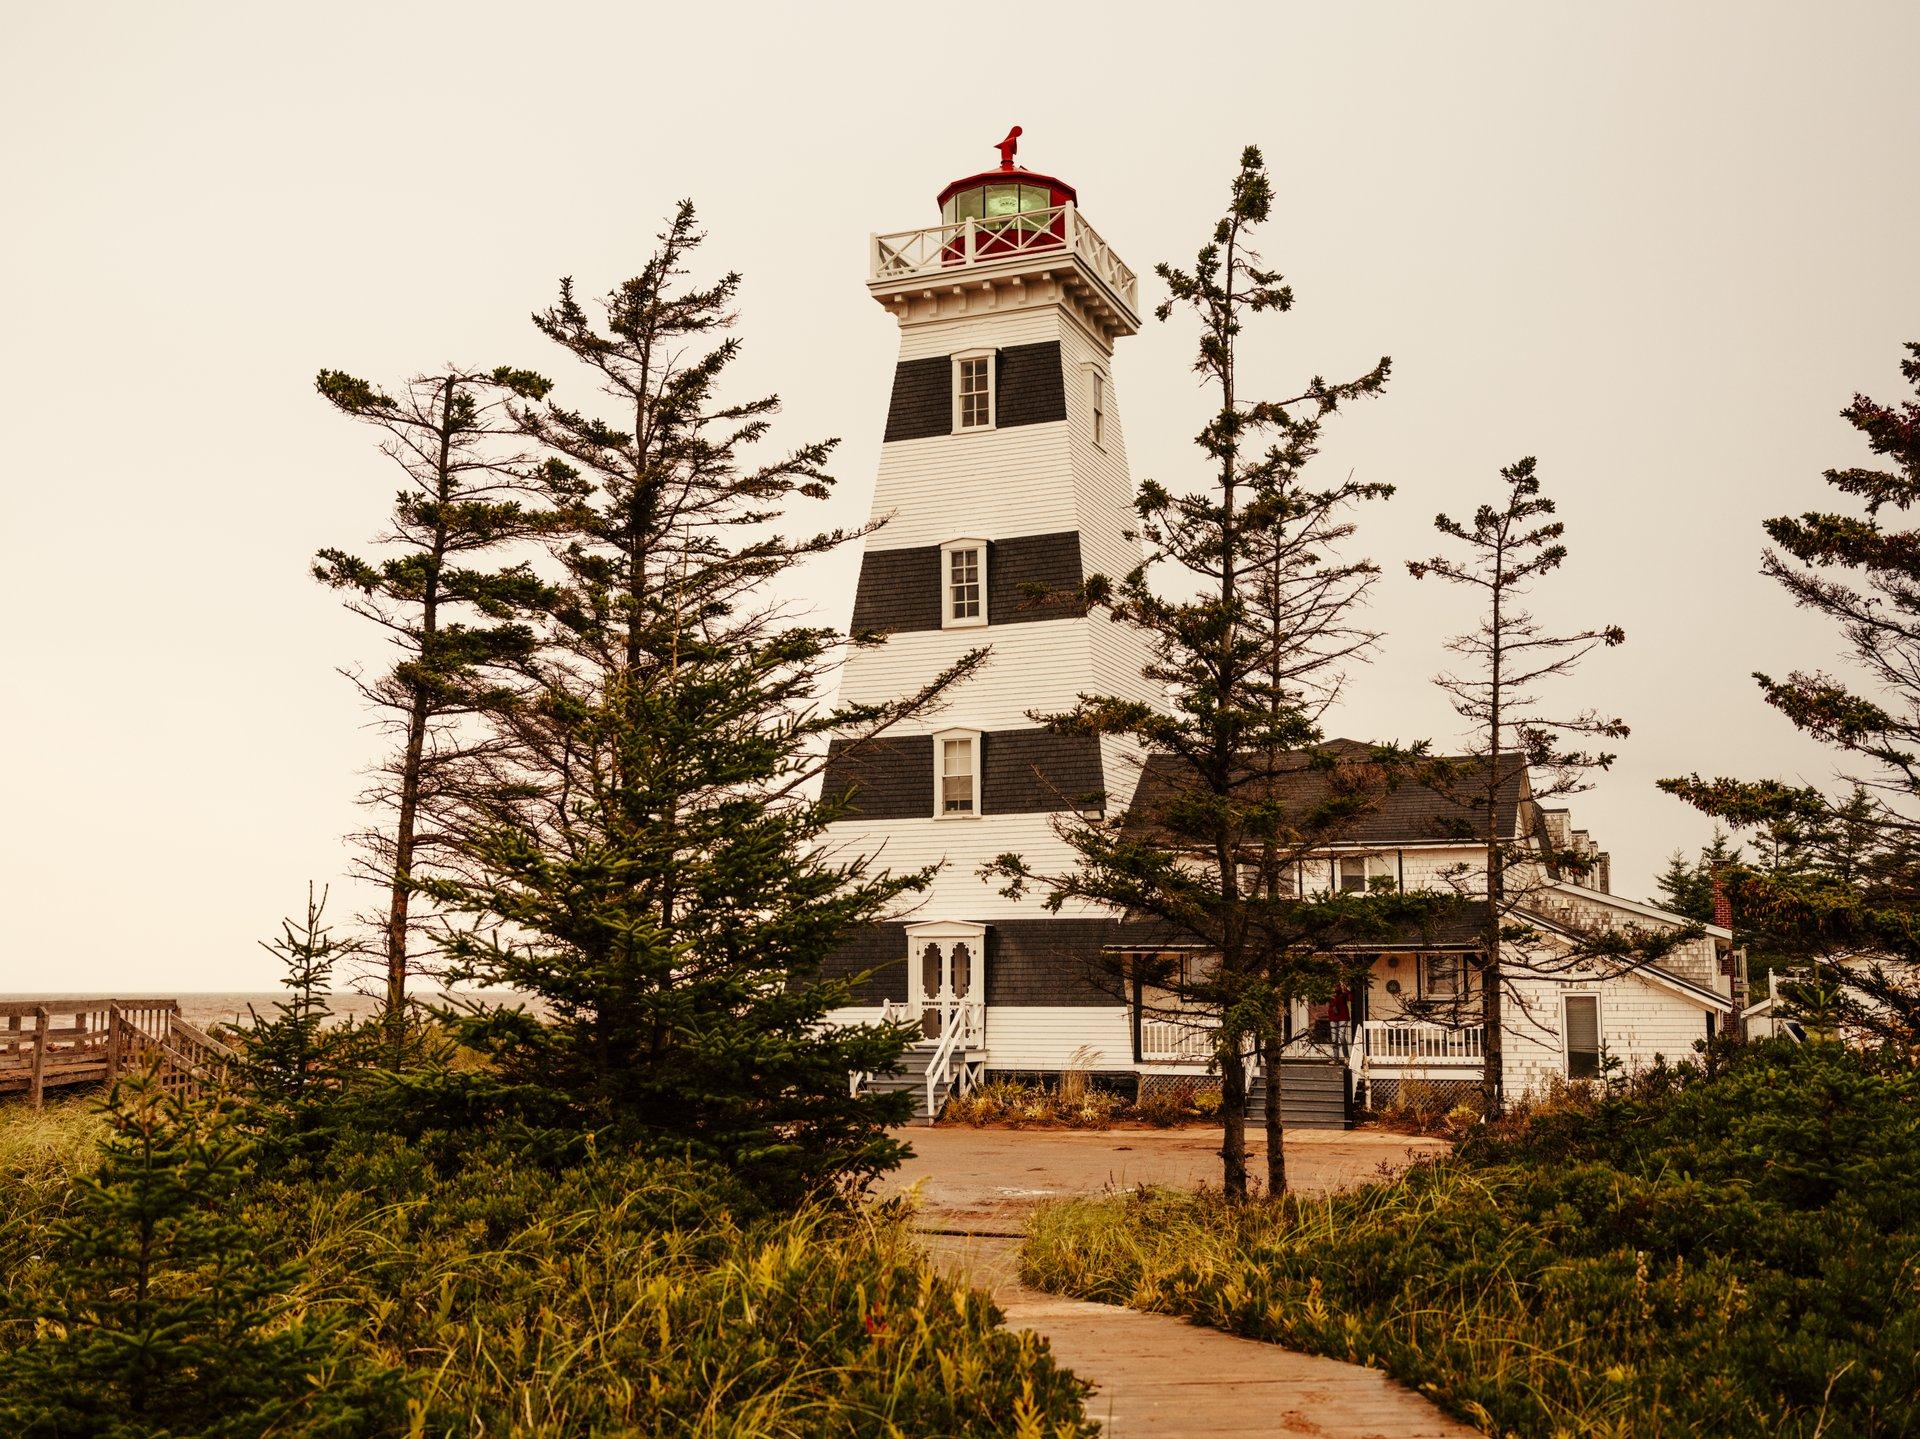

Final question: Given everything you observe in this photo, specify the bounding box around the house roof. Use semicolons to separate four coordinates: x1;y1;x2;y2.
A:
1122;739;1529;849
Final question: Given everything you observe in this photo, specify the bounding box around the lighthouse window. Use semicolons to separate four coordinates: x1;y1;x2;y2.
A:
954;352;994;430
941;537;988;628
1090;370;1106;449
934;729;981;818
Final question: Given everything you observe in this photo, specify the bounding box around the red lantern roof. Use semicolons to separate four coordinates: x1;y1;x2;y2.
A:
936;126;1078;211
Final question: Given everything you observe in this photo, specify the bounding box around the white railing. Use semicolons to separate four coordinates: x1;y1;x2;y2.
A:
923;998;984;1118
1360;1020;1484;1064
1140;1014;1214;1063
869;204;1139;315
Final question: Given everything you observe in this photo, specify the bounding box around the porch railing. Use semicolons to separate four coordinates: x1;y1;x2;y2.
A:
1139;1014;1214;1063
869;204;1139;315
1359;1020;1484;1064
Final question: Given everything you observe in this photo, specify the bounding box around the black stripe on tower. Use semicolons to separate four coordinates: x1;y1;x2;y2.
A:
815;918;1141;1008
850;531;1084;636
820;728;1105;820
881;341;1067;441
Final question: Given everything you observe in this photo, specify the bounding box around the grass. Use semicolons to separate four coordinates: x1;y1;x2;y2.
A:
1021;1040;1920;1437
2;1100;1095;1437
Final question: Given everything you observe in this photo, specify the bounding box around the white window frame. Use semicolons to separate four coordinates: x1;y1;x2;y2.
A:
952;349;995;432
940;537;988;629
1084;362;1108;450
1563;992;1602;1080
933;727;982;820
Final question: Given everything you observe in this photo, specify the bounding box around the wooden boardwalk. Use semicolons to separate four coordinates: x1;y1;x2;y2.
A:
928;1232;1478;1439
0;998;236;1105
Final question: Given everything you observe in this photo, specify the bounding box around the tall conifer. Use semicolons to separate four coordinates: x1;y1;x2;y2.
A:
428;206;984;1200
315;364;552;1045
1664;342;1920;1026
987;148;1407;1198
1409;457;1685;1114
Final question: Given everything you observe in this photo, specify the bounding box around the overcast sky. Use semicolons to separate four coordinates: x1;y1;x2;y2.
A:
5;3;1917;991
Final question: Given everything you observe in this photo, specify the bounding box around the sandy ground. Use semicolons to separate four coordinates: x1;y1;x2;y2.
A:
884;1123;1450;1232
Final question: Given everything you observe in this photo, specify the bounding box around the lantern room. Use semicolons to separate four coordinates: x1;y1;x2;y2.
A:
936;125;1076;226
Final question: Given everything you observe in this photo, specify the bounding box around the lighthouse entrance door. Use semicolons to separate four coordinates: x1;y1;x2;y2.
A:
904;921;987;1047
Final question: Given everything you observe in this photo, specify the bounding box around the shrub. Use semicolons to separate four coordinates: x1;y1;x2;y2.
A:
1022;1040;1920;1437
263;1140;1092;1435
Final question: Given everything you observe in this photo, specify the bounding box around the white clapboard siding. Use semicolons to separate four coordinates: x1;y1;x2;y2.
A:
896;305;1064;363
839;617;1145;734
822;812;1106;920
869;425;1080;543
1501;961;1719;1098
983;1005;1135;1072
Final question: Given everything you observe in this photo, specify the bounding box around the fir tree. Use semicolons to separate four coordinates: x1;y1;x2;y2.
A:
1409;457;1690;1114
986;147;1416;1198
427;205;984;1202
1663;343;1920;1025
237;887;370;1158
315;363;552;1049
0;1073;396;1437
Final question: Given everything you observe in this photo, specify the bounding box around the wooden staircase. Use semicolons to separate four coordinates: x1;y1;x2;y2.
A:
0;999;237;1107
1248;1056;1352;1130
864;1043;948;1122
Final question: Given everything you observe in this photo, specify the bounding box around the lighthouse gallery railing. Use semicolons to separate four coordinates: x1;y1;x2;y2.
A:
869;205;1138;314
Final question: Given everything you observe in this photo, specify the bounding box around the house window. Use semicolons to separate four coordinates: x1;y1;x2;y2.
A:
1338;856;1369;893
1565;994;1601;1079
941;539;987;628
934;729;980;817
1423;953;1465;1001
954;353;994;430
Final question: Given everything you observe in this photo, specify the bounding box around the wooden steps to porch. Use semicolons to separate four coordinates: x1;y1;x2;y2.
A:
0;999;237;1107
1248;1058;1351;1131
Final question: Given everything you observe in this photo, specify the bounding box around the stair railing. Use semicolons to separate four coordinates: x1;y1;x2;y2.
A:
923;1001;971;1121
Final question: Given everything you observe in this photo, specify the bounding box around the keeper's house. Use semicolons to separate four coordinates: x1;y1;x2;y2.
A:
818;136;1735;1123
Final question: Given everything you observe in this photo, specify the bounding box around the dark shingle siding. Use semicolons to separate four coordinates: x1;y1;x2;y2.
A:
816;924;911;1005
996;341;1067;428
821;735;934;820
881;342;1066;443
988;920;1126;1006
821;729;1106;821
989;532;1084;622
850;532;1083;636
849;547;941;635
817;918;1137;1009
884;356;952;441
981;730;1104;814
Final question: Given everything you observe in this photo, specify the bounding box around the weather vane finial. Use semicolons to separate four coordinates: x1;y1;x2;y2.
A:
995;126;1022;170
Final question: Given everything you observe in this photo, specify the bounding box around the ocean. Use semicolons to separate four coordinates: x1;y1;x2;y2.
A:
0;991;539;1032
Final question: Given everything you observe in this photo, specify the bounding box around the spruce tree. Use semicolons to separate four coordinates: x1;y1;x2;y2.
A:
0;1073;395;1437
427;205;983;1201
1662;343;1920;1029
315;363;552;1048
987;147;1417;1198
1409;457;1690;1114
238;887;368;1158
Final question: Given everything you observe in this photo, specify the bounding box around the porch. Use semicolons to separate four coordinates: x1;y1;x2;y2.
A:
1139;1013;1484;1081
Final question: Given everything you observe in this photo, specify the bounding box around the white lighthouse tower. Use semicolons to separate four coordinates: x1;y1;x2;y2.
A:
822;132;1160;1110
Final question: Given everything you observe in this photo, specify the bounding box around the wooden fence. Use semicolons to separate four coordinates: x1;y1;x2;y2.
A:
0;999;238;1107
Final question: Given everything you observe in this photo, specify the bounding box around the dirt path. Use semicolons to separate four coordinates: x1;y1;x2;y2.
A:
895;1127;1478;1438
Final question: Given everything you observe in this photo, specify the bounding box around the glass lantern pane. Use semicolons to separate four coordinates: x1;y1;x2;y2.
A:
983;184;1020;217
950;187;984;222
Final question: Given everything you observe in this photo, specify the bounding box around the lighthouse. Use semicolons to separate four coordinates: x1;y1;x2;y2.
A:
821;133;1160;1109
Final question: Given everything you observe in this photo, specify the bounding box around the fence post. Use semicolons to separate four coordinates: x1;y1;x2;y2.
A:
28;1005;48;1109
107;1002;123;1083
